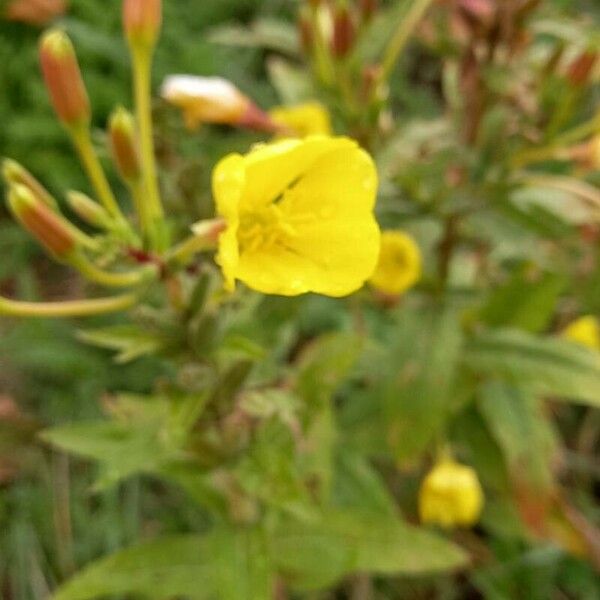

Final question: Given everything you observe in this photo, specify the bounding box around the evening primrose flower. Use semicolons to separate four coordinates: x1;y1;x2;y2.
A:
161;75;275;131
419;458;484;528
369;230;421;295
562;315;600;351
269;102;332;138
213;135;380;296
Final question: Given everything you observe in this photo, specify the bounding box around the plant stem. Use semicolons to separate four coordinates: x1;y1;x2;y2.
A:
130;177;153;245
69;253;156;288
309;5;335;86
379;0;435;83
69;124;125;223
132;47;164;250
0;292;138;318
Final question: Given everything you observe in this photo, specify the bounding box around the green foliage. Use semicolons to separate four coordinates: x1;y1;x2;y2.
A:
2;0;600;598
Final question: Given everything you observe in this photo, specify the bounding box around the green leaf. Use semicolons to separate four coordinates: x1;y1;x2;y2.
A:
267;57;315;104
333;452;398;518
41;395;198;489
296;332;363;405
478;382;556;492
355;0;415;64
479;269;566;333
52;528;273;600
77;325;164;363
384;302;464;461
208;18;300;57
271;510;468;592
463;329;600;407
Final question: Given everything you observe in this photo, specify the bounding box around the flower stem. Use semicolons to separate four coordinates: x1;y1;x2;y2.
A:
69;253;156;288
379;0;435;84
69;124;125;223
130;177;153;245
132;47;164;250
309;6;335;86
0;292;138;318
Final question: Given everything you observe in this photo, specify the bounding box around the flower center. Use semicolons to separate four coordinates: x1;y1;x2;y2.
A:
237;204;297;254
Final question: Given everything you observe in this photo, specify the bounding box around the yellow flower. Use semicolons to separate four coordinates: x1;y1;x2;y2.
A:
562;315;600;351
419;458;484;528
269;102;332;138
213;135;380;296
369;230;421;295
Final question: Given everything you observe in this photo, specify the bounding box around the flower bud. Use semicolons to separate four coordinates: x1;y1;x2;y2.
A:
566;51;597;87
67;191;112;229
561;315;600;351
6;0;67;26
123;0;162;50
369;230;421;296
298;7;313;54
161;75;276;132
359;0;378;23
39;29;90;126
109;107;141;182
419;458;484;528
331;1;355;59
8;184;76;258
2;159;57;210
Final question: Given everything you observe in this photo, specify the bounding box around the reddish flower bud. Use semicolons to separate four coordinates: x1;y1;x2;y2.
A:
8;184;77;258
39;29;90;126
331;1;355;59
67;191;112;229
2;159;58;210
123;0;162;49
567;51;598;87
109;107;141;182
359;0;378;23
298;8;313;54
6;0;67;26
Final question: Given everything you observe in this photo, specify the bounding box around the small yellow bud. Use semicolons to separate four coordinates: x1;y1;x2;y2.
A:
2;159;57;210
369;230;422;296
66;191;112;230
8;184;77;259
39;29;91;126
109;107;141;182
561;315;600;351
419;458;484;528
123;0;162;50
269;102;332;138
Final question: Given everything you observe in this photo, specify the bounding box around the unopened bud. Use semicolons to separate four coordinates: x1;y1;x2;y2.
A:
161;75;276;132
39;29;90;126
308;0;321;8
67;191;112;229
109;107;141;182
2;159;57;210
298;8;313;54
8;184;76;258
567;51;598;87
331;1;355;59
6;0;66;26
190;218;227;243
359;0;378;23
419;458;484;528
123;0;162;50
